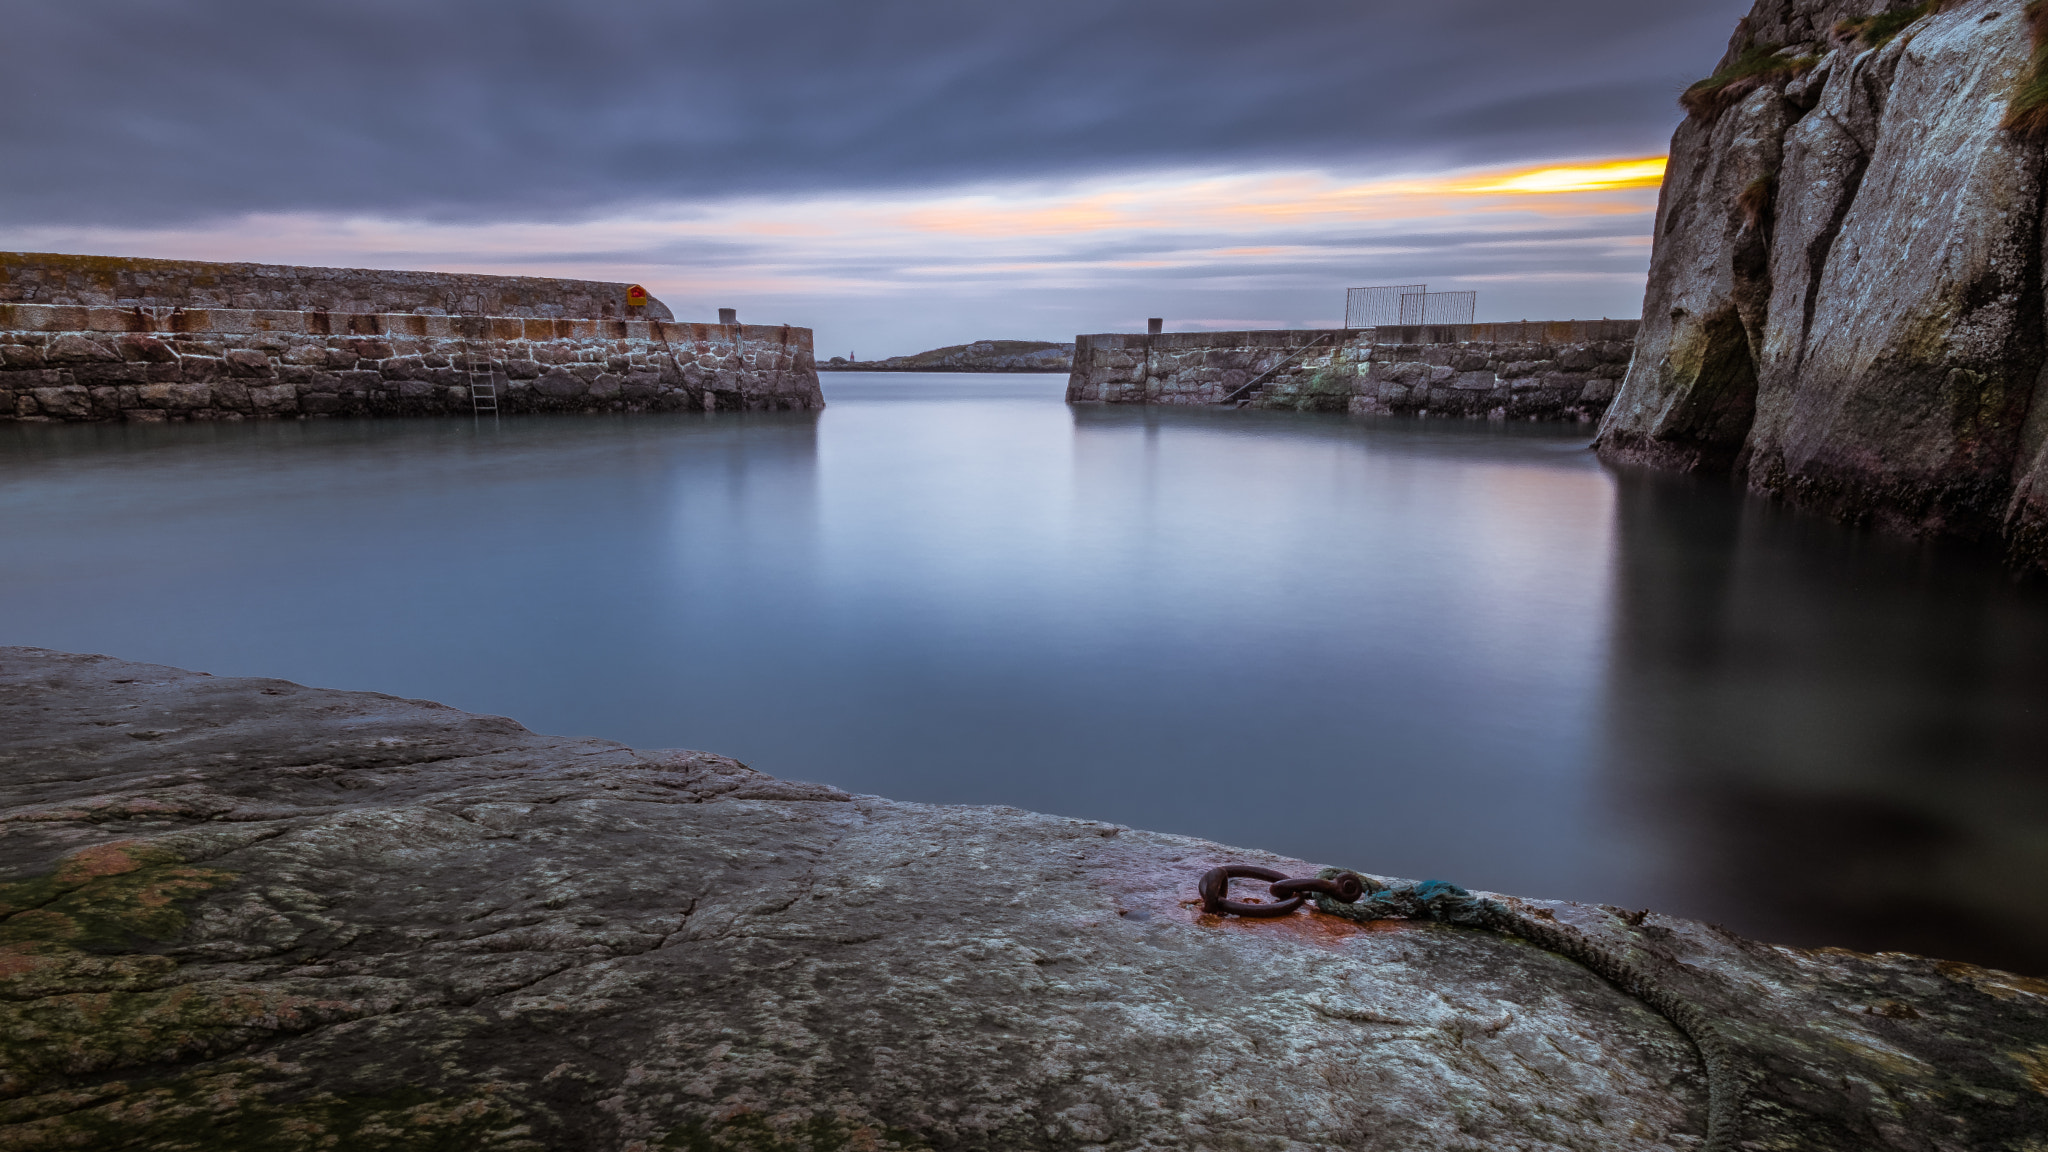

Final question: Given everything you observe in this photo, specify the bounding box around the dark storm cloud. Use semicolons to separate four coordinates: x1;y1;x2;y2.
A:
0;0;1746;227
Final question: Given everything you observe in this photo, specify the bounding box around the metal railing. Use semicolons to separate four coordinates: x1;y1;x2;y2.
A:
1344;285;1426;329
1344;284;1477;327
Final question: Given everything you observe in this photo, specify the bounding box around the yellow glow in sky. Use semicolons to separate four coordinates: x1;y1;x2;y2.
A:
1460;157;1668;195
890;155;1669;237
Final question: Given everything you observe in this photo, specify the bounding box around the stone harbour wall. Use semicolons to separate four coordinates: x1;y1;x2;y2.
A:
0;303;821;422
0;252;674;320
1067;320;1639;422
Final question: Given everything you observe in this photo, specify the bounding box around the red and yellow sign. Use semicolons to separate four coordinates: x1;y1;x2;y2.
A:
626;284;648;307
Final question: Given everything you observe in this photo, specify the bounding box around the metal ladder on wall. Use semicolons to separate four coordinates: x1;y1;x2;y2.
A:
460;316;498;421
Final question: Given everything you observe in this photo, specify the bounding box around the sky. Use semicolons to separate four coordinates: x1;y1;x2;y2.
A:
0;0;1751;356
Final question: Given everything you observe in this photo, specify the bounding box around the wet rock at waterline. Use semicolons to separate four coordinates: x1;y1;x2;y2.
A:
0;648;2043;1150
1598;0;2048;573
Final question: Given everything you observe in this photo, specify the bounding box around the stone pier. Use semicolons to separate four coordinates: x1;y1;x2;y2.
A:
1067;320;1639;422
0;254;822;421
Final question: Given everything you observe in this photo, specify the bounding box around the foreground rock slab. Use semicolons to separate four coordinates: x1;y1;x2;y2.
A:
0;648;2043;1151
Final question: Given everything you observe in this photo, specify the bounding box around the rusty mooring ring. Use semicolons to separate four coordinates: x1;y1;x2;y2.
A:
1198;865;1369;917
1197;864;1303;917
1273;873;1367;903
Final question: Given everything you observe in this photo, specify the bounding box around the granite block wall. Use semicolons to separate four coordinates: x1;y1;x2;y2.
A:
0;252;674;321
0;304;820;422
1066;320;1639;422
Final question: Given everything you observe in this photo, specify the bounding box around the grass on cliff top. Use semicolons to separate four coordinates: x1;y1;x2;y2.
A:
1680;42;1819;119
2005;1;2048;138
1834;2;1948;51
1683;3;1958;122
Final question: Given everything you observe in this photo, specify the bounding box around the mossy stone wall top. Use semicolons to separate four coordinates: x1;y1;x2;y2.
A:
0;252;675;321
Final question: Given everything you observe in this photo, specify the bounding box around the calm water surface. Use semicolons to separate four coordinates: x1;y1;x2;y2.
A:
5;374;2045;973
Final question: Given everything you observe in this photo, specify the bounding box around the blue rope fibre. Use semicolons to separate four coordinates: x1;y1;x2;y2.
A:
1309;869;1740;1152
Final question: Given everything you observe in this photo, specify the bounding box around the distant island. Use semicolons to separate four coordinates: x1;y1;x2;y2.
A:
822;339;1072;372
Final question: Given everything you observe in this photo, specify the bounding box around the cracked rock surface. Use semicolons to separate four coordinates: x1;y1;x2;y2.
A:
1;647;2044;1150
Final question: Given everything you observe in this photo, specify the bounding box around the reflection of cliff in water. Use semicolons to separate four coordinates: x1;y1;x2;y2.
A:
1602;468;2048;975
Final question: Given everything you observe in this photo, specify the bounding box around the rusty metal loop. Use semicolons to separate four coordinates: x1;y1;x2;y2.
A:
1197;865;1305;917
1272;874;1366;903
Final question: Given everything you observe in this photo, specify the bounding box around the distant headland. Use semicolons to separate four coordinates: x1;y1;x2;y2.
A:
823;339;1072;372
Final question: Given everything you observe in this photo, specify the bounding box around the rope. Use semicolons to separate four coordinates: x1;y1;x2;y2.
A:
1309;870;1742;1152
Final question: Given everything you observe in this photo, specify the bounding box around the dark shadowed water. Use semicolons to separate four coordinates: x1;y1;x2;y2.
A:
5;373;2046;974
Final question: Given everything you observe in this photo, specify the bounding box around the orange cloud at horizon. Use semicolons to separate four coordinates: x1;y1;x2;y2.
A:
892;156;1667;238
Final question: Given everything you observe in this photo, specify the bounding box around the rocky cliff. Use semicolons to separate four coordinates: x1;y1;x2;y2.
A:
3;647;2046;1150
1598;0;2048;572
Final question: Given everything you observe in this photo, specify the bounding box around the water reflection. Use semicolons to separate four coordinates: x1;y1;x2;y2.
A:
1;375;2043;974
1600;468;2048;973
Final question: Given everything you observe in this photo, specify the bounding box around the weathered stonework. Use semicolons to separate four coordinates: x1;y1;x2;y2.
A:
1;647;2044;1151
0;252;674;321
0;304;822;422
1066;321;1639;422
